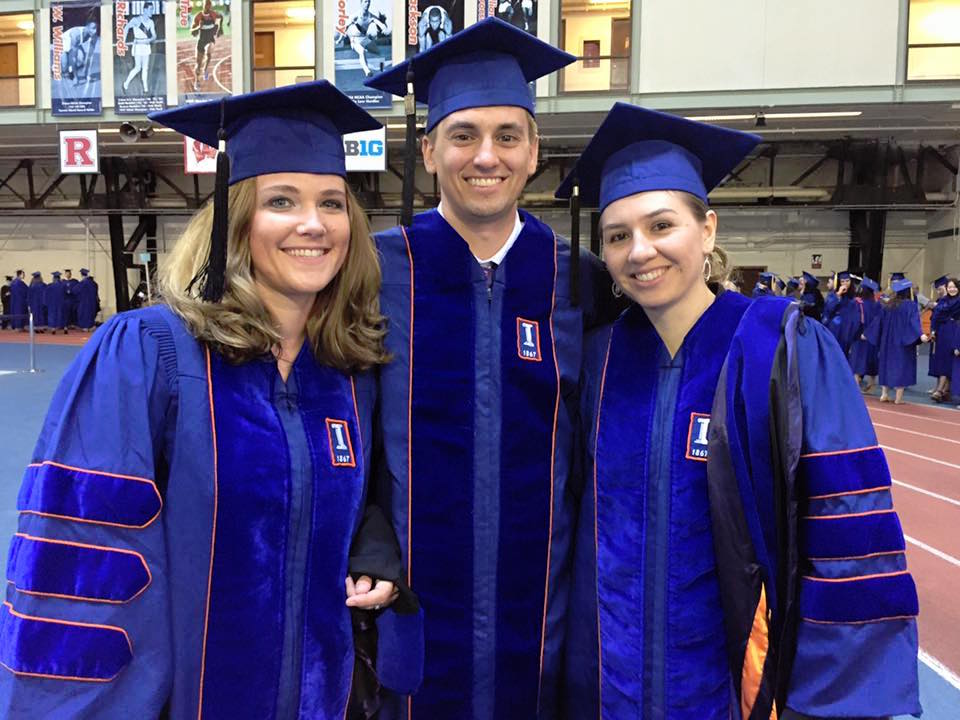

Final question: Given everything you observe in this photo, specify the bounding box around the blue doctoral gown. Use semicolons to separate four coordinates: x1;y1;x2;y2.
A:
26;280;46;327
44;280;67;330
930;295;960;378
373;209;617;720
9;279;27;330
865;300;921;388
0;305;407;719
821;290;839;325
848;297;880;377
567;292;919;719
77;277;99;329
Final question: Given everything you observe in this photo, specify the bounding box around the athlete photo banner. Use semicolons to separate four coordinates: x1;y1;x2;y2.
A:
114;1;167;114
176;0;233;105
333;0;393;109
50;1;103;116
494;0;536;35
405;0;463;59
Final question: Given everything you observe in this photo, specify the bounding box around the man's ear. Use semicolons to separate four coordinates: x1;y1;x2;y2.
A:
421;133;437;175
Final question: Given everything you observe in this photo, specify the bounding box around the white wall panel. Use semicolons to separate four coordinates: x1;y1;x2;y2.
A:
763;0;898;88
639;0;765;93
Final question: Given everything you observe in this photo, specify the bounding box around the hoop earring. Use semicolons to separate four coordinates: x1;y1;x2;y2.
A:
611;281;623;298
702;257;712;282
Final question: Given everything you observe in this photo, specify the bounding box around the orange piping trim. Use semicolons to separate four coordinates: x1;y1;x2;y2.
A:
0;601;131;682
802;569;909;583
9;533;151;604
802;508;894;521
807;550;904;562
802;614;917;626
593;330;614;719
196;348;219;720
22;461;162;529
536;232;561;711
799;444;880;459
807;485;890;501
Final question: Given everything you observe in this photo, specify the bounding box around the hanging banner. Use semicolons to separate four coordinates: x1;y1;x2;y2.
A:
176;0;233;105
494;0;536;34
50;1;103;116
333;0;393;109
344;127;387;172
477;0;494;20
406;0;463;58
184;136;217;174
114;1;167;114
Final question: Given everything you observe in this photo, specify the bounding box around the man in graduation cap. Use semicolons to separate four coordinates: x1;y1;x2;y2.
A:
364;17;619;719
44;270;68;335
27;271;47;331
797;270;824;319
555;101;919;720
76;268;100;331
9;270;27;331
63;269;79;328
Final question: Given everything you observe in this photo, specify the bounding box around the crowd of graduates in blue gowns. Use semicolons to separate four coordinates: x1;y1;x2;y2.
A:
752;269;960;407
0;17;924;720
1;268;100;333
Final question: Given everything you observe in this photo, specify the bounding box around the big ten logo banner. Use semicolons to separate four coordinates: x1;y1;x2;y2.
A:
333;0;393;109
177;0;233;104
343;128;387;172
50;1;103;116
184;136;217;174
114;1;167;114
60;130;99;174
405;0;463;59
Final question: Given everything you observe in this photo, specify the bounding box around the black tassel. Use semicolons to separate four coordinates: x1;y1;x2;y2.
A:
400;66;416;228
201;126;230;303
570;180;580;307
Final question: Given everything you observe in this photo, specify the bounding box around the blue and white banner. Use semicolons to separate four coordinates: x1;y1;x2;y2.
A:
113;1;167;114
50;1;103;116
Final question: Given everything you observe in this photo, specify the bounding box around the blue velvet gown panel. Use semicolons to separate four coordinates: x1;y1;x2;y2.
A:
848;298;880;377
0;305;374;720
864;301;921;388
374;209;615;720
26;280;46;327
566;291;751;719
44;281;67;330
9;278;28;329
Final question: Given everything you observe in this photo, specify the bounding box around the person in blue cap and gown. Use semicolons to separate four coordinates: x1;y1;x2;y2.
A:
76;268;99;330
64;269;80;328
555;103;920;720
363;17;620;720
850;276;881;392
751;272;774;298
821;270;849;327
922;275;960;402
823;271;861;356
9;270;28;331
784;276;800;300
864;278;921;405
44;271;67;335
798;270;823;320
0;81;422;720
27;271;47;330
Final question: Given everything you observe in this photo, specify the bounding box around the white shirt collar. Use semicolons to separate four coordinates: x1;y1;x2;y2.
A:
436;202;524;265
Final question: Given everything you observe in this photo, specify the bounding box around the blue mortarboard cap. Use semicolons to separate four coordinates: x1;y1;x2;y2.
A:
861;277;879;292
934;275;949;288
890;272;906;282
787;277;800;289
51;271;61;278
802;271;820;288
555;103;761;212
775;276;786;290
892;278;913;293
759;272;775;282
31;271;40;278
837;270;852;281
364;17;574;133
80;268;89;275
149;81;381;183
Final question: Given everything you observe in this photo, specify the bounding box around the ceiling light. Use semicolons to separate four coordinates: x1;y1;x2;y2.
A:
16;20;34;32
285;7;316;19
684;114;755;122
764;111;862;119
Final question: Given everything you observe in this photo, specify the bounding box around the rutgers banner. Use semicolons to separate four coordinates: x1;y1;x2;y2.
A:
50;1;103;116
113;1;167;114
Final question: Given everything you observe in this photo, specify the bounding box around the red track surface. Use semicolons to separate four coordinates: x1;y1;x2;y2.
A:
0;328;92;345
865;396;960;680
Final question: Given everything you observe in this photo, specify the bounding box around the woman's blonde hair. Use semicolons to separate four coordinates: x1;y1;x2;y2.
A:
159;178;388;371
670;191;731;288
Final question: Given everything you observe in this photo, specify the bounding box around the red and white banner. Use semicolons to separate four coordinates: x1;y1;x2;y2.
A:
184;136;217;174
59;130;99;173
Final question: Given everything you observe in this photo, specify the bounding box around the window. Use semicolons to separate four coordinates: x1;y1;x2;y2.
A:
907;0;960;80
0;12;36;107
559;0;630;93
251;0;315;90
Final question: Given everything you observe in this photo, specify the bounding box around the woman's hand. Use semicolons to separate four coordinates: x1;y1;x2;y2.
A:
345;575;399;611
